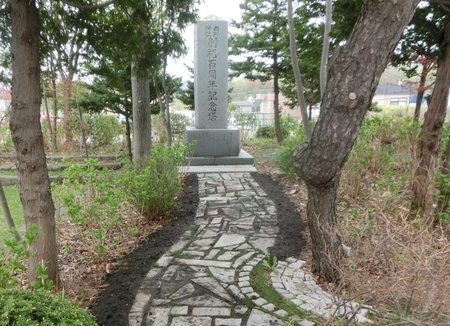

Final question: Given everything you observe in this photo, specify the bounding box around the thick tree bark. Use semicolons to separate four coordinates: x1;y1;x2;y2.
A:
10;0;59;286
294;0;420;282
411;22;450;217
131;62;152;166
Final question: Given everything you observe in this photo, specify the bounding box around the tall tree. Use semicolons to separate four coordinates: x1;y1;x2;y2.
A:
411;17;450;218
9;0;59;286
294;0;420;282
320;0;332;98
230;0;288;142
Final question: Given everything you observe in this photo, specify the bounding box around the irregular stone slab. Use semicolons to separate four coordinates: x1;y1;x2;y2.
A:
190;238;215;248
217;251;240;261
246;309;284;326
170;283;196;300
248;237;275;253
214;234;246;248
146;307;171;326
178;294;230;307
209;267;235;284
192;277;234;302
171;316;212;326
192;307;231;316
215;318;242;326
175;258;231;268
171;306;189;315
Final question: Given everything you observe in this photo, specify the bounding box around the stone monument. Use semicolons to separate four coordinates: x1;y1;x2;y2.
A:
185;20;254;165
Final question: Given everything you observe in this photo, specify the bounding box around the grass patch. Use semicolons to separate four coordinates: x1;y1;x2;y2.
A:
0;185;24;239
250;261;310;322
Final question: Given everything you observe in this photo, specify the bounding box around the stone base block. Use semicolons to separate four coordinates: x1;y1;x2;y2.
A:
187;149;254;166
185;127;240;157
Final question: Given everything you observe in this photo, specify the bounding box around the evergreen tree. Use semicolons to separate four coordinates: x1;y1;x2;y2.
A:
230;0;288;142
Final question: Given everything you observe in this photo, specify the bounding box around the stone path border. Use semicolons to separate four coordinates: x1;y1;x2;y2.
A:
129;172;371;325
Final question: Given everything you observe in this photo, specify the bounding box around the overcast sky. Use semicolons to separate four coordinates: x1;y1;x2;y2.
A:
166;0;243;81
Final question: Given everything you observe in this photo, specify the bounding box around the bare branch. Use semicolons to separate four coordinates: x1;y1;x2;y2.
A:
57;0;115;10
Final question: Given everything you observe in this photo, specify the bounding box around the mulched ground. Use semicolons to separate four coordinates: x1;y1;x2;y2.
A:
89;172;306;326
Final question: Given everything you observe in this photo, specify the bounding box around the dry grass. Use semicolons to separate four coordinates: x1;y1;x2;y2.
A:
246;115;450;325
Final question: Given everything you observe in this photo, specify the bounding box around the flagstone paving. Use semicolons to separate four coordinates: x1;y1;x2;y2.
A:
129;172;371;326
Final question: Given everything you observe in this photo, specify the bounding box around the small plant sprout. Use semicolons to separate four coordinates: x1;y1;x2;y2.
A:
262;253;278;271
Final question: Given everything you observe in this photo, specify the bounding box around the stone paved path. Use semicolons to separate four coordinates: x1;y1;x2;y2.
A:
129;172;371;326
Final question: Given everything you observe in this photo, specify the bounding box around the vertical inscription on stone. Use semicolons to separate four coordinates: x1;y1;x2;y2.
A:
194;21;228;129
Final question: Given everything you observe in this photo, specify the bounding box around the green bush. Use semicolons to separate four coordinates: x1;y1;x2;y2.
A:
85;114;123;148
256;126;276;139
122;144;189;220
0;288;97;326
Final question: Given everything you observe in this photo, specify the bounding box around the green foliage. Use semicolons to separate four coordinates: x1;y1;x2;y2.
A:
85;114;123;148
122;144;190;220
261;253;278;271
0;185;23;239
256;126;276;139
55;159;126;262
0;288;97;326
0;123;13;152
0;224;38;289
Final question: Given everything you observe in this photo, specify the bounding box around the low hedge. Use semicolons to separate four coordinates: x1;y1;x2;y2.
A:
0;288;97;326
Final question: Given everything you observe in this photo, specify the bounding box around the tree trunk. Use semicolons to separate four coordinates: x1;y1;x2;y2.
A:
10;0;59;286
287;0;312;141
131;62;152;166
435;127;450;223
413;69;426;121
50;58;58;152
411;22;450;217
273;70;283;143
294;0;420;283
320;0;332;99
125;115;133;162
62;77;74;148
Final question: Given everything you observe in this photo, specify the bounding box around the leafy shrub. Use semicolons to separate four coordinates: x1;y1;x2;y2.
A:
122;144;189;220
85;114;123;148
55;159;127;261
0;288;97;326
256;126;276;139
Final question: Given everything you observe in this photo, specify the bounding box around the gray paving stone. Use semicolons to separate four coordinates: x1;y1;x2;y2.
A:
190;238;215;248
247;309;284;326
170;283;195;300
234;305;248;315
155;255;173;267
209;267;235;284
299;320;315;326
146;307;171;325
175;258;231;268
248;237;275;253
253;297;268;306
233;252;255;268
179;294;229;307
217;251;240;261
162;265;178;281
240;286;253;294
214;234;246;248
215;318;242;326
183;250;206;257
152;299;171;305
262;303;276;312
274;309;288;318
227;284;245;300
171;316;212;326
192;307;231;316
205;249;219;259
192;277;234;302
170;306;189;315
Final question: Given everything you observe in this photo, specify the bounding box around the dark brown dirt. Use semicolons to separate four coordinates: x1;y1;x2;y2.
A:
89;172;306;326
